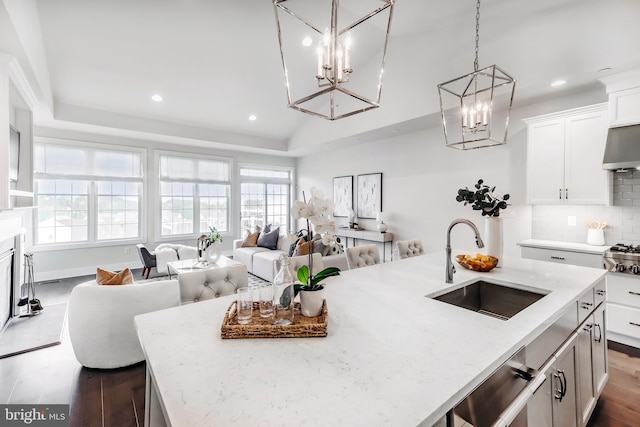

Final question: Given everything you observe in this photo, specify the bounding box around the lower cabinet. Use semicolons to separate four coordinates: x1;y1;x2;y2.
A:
577;303;608;427
552;333;579;427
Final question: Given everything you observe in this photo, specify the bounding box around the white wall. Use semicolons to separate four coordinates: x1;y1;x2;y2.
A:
296;87;607;258
30;127;296;281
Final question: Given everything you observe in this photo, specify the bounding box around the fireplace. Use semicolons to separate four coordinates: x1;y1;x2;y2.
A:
0;214;25;332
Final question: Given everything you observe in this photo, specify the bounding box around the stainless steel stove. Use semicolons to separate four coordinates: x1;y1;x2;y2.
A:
604;243;640;274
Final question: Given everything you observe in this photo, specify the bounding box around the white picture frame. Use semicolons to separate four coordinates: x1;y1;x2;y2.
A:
357;173;382;219
333;176;353;217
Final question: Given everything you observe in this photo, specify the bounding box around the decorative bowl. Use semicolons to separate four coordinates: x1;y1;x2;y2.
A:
455;254;499;272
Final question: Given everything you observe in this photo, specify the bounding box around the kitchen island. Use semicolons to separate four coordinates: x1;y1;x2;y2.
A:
135;252;607;426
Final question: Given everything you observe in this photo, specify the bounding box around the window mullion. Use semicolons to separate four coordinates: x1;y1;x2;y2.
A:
89;181;97;243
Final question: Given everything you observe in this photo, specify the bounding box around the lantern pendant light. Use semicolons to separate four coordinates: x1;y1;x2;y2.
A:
437;0;516;149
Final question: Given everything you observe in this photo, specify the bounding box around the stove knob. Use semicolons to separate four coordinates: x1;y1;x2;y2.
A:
616;263;627;273
632;265;640;275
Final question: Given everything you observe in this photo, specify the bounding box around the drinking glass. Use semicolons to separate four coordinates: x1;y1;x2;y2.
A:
236;287;253;325
259;284;275;318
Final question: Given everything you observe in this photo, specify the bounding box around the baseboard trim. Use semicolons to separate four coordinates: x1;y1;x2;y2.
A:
34;262;137;282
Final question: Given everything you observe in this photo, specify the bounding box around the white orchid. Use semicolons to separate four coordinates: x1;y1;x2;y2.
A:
321;233;336;246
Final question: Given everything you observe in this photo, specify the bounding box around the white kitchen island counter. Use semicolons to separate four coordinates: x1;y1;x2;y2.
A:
135;252;607;427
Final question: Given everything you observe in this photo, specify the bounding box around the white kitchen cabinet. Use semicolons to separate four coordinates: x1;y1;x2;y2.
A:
520;246;605;269
551;333;579;427
607;273;640;348
608;86;640;127
525;104;610;205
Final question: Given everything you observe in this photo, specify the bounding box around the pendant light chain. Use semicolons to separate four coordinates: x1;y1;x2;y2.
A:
474;0;480;72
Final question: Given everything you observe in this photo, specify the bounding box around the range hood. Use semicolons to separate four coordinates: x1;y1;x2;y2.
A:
602;124;640;171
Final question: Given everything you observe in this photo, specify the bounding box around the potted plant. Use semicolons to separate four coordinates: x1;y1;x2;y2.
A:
291;188;341;316
456;179;510;266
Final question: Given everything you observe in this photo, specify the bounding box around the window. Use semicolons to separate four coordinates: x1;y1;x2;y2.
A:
159;153;231;237
33;141;144;246
239;166;292;232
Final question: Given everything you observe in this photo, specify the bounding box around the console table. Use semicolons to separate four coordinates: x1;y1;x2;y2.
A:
335;228;394;262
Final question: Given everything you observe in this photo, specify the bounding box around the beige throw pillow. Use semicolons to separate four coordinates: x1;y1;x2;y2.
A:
96;267;134;285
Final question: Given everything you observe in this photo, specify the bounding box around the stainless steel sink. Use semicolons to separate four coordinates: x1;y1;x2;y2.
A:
429;280;549;320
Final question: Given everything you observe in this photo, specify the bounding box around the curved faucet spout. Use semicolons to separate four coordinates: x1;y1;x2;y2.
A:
445;218;485;283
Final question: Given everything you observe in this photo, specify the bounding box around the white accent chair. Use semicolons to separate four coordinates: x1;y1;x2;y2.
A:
396;239;426;259
274;253;325;280
68;279;180;369
346;244;381;269
178;264;248;304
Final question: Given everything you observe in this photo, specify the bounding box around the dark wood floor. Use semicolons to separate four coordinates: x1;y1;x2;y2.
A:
1;274;639;426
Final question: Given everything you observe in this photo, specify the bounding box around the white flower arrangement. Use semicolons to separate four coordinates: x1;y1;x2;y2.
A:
291;187;340;291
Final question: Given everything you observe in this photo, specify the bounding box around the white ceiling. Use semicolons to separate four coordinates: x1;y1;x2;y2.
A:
3;0;640;156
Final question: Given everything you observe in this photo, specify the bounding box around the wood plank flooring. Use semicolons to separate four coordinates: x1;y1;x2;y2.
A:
1;274;639;426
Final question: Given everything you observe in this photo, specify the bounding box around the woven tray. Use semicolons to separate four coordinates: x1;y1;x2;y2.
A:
220;300;328;339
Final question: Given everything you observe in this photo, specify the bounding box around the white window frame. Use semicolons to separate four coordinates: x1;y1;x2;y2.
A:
238;163;294;236
155;150;234;242
32;137;147;251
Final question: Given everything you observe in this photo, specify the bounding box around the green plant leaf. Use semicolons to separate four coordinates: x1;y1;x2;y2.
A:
297;265;310;285
310;267;340;287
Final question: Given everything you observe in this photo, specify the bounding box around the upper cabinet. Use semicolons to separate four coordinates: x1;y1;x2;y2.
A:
600;69;640;127
525;104;610;206
608;86;640;127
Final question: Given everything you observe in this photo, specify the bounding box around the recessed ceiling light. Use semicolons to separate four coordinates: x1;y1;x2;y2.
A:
302;36;312;47
248;115;257;121
551;80;566;87
151;94;163;102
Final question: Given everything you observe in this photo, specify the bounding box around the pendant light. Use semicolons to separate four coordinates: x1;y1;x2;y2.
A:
273;0;395;120
437;0;516;149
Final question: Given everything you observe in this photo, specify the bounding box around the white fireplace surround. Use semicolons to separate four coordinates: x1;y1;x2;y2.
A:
0;211;26;329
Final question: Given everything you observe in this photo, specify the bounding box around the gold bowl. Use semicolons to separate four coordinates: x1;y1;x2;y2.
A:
455;254;499;272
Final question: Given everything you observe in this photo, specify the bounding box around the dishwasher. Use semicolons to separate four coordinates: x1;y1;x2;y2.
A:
447;305;578;427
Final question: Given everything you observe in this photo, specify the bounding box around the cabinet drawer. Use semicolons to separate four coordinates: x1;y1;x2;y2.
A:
607;304;640;339
521;247;605;269
594;279;607;306
608;274;640;308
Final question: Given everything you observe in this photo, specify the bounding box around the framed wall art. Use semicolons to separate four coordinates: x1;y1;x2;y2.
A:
357;173;382;219
332;175;353;217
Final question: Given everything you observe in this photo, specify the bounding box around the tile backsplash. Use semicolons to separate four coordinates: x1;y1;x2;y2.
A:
532;170;640;245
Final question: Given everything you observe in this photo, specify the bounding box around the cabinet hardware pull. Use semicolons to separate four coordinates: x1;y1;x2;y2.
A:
583;324;593;331
550;256;565;260
559;370;567;399
553;373;563;401
596;290;606;296
565;188;568;199
559;188;562;200
630;322;640;327
594;324;602;343
629;291;640;296
581;302;593;310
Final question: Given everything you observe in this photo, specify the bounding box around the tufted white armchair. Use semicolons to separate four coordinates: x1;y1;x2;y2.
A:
396;239;425;260
346;244;381;269
178;264;249;304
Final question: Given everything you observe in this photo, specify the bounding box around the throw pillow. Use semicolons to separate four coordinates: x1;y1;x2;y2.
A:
257;226;280;250
262;224;272;234
96;267;134;285
293;239;311;256
241;231;260;247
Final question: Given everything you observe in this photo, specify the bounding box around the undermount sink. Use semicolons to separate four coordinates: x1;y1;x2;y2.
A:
429;280;549;320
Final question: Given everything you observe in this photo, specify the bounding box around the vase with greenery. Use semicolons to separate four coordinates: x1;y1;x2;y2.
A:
291;188;341;316
204;226;223;264
456;179;510;266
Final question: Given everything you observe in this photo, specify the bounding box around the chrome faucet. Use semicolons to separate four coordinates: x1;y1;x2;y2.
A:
446;218;485;283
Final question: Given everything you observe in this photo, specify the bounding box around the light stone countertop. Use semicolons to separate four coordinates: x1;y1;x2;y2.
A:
518;238;610;254
135;252;607;427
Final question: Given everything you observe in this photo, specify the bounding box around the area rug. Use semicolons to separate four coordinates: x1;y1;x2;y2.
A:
0;303;68;359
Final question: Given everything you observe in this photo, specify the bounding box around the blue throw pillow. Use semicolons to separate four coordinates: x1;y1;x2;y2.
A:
257;226;279;250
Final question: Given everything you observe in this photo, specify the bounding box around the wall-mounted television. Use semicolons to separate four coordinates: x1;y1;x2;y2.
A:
9;125;20;182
